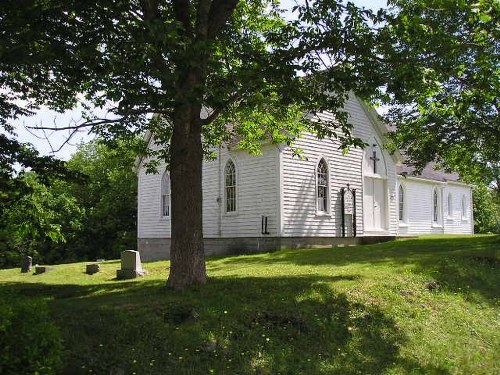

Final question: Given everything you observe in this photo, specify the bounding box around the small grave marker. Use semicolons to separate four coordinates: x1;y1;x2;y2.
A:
34;266;54;275
86;264;100;275
116;250;147;279
20;256;32;273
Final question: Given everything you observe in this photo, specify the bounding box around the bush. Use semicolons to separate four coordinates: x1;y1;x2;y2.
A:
0;291;63;375
473;185;500;234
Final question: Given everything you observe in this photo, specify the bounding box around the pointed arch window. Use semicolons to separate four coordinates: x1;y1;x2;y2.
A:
225;160;236;213
433;189;439;223
317;159;329;213
461;195;467;219
398;185;405;222
161;171;171;217
447;193;453;217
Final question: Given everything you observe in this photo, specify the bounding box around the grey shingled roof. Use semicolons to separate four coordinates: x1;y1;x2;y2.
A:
397;162;461;182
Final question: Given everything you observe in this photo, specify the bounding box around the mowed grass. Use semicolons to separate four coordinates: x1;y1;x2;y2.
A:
1;235;499;375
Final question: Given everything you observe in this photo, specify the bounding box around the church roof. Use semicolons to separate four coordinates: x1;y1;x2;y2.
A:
397;162;461;182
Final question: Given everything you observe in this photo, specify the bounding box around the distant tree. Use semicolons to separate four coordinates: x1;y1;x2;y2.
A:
0;173;84;267
0;138;138;267
65;139;139;261
473;185;500;234
380;0;499;189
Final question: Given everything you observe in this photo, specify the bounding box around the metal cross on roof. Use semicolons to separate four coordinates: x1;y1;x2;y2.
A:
370;147;380;174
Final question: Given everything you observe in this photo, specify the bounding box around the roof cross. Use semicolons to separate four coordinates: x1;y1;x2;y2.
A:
370;147;380;174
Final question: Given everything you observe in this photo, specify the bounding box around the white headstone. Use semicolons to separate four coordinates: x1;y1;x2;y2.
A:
117;250;147;279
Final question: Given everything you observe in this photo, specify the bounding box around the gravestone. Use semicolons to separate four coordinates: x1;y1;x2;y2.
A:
34;266;54;275
20;256;32;273
86;264;100;275
116;250;147;279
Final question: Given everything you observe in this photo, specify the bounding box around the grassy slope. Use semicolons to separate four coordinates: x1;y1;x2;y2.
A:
1;235;499;375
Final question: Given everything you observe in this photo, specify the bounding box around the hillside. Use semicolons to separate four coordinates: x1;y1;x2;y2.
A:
1;235;499;374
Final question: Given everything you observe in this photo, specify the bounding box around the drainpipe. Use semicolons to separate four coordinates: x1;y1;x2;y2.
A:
217;145;222;237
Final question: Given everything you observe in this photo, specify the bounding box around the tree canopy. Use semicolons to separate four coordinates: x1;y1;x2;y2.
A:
380;0;499;188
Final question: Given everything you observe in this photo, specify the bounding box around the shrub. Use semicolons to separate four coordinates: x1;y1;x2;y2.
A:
0;291;63;375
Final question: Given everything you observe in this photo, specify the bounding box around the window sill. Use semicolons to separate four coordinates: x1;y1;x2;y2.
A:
160;216;171;221
461;218;469;222
446;216;454;221
398;223;409;228
432;223;443;228
315;212;332;217
225;211;239;217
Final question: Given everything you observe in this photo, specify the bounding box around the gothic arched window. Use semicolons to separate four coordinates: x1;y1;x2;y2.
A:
225;160;237;213
398;185;405;222
317;159;329;213
433;189;439;223
461;195;467;219
161;171;171;217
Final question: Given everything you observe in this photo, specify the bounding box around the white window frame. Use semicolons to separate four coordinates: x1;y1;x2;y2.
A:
160;171;171;218
447;192;453;219
398;184;406;223
461;194;467;220
224;159;237;214
316;158;330;214
432;188;440;224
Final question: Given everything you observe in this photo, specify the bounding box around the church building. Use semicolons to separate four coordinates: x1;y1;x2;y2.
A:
136;96;473;261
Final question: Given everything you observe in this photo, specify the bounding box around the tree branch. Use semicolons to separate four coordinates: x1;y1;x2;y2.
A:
207;0;239;39
172;0;193;35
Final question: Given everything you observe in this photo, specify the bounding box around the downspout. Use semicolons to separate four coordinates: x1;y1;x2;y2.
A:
217;145;222;237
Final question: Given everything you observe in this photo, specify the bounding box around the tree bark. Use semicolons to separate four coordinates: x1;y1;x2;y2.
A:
165;0;239;289
167;101;207;289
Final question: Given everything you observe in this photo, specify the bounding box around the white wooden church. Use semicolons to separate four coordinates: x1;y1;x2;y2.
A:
136;95;473;261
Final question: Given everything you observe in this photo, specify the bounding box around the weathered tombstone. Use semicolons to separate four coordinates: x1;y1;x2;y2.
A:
20;256;32;273
86;264;100;275
34;266;54;275
116;250;147;279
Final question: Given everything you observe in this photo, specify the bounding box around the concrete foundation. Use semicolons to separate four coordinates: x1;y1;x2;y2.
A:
138;236;396;262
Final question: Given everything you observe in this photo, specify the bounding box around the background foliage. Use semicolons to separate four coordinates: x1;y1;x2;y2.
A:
0;139;138;268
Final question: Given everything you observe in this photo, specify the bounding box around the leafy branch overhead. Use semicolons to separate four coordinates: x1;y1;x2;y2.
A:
380;0;499;187
0;1;385;152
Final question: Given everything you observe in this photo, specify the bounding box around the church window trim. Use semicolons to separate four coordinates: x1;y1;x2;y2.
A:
160;170;171;218
225;159;237;214
432;188;441;225
398;184;406;223
447;192;453;219
461;194;467;220
316;158;330;214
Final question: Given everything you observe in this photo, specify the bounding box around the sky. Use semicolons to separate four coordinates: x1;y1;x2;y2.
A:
13;0;389;161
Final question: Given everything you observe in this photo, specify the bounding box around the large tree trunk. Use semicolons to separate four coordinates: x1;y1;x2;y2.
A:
167;103;207;290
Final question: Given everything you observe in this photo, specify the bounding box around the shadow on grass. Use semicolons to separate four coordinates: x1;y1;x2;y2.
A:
216;235;500;304
2;275;449;375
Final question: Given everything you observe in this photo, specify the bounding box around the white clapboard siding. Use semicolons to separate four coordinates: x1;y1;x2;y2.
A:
280;95;399;237
203;144;280;237
137;157;171;238
396;178;473;235
138;143;280;239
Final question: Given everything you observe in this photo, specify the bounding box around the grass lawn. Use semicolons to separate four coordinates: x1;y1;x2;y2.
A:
1;235;499;374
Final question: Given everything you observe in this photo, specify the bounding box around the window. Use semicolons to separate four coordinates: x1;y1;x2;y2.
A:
161;171;170;217
433;189;439;223
398;185;405;222
461;195;467;219
317;159;329;213
447;193;453;217
225;160;236;213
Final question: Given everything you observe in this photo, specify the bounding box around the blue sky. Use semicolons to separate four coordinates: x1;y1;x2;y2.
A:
14;0;389;160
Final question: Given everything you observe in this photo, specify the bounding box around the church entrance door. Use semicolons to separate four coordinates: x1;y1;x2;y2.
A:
364;177;387;232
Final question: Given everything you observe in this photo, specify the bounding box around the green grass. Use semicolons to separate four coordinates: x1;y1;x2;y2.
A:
1;235;499;374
